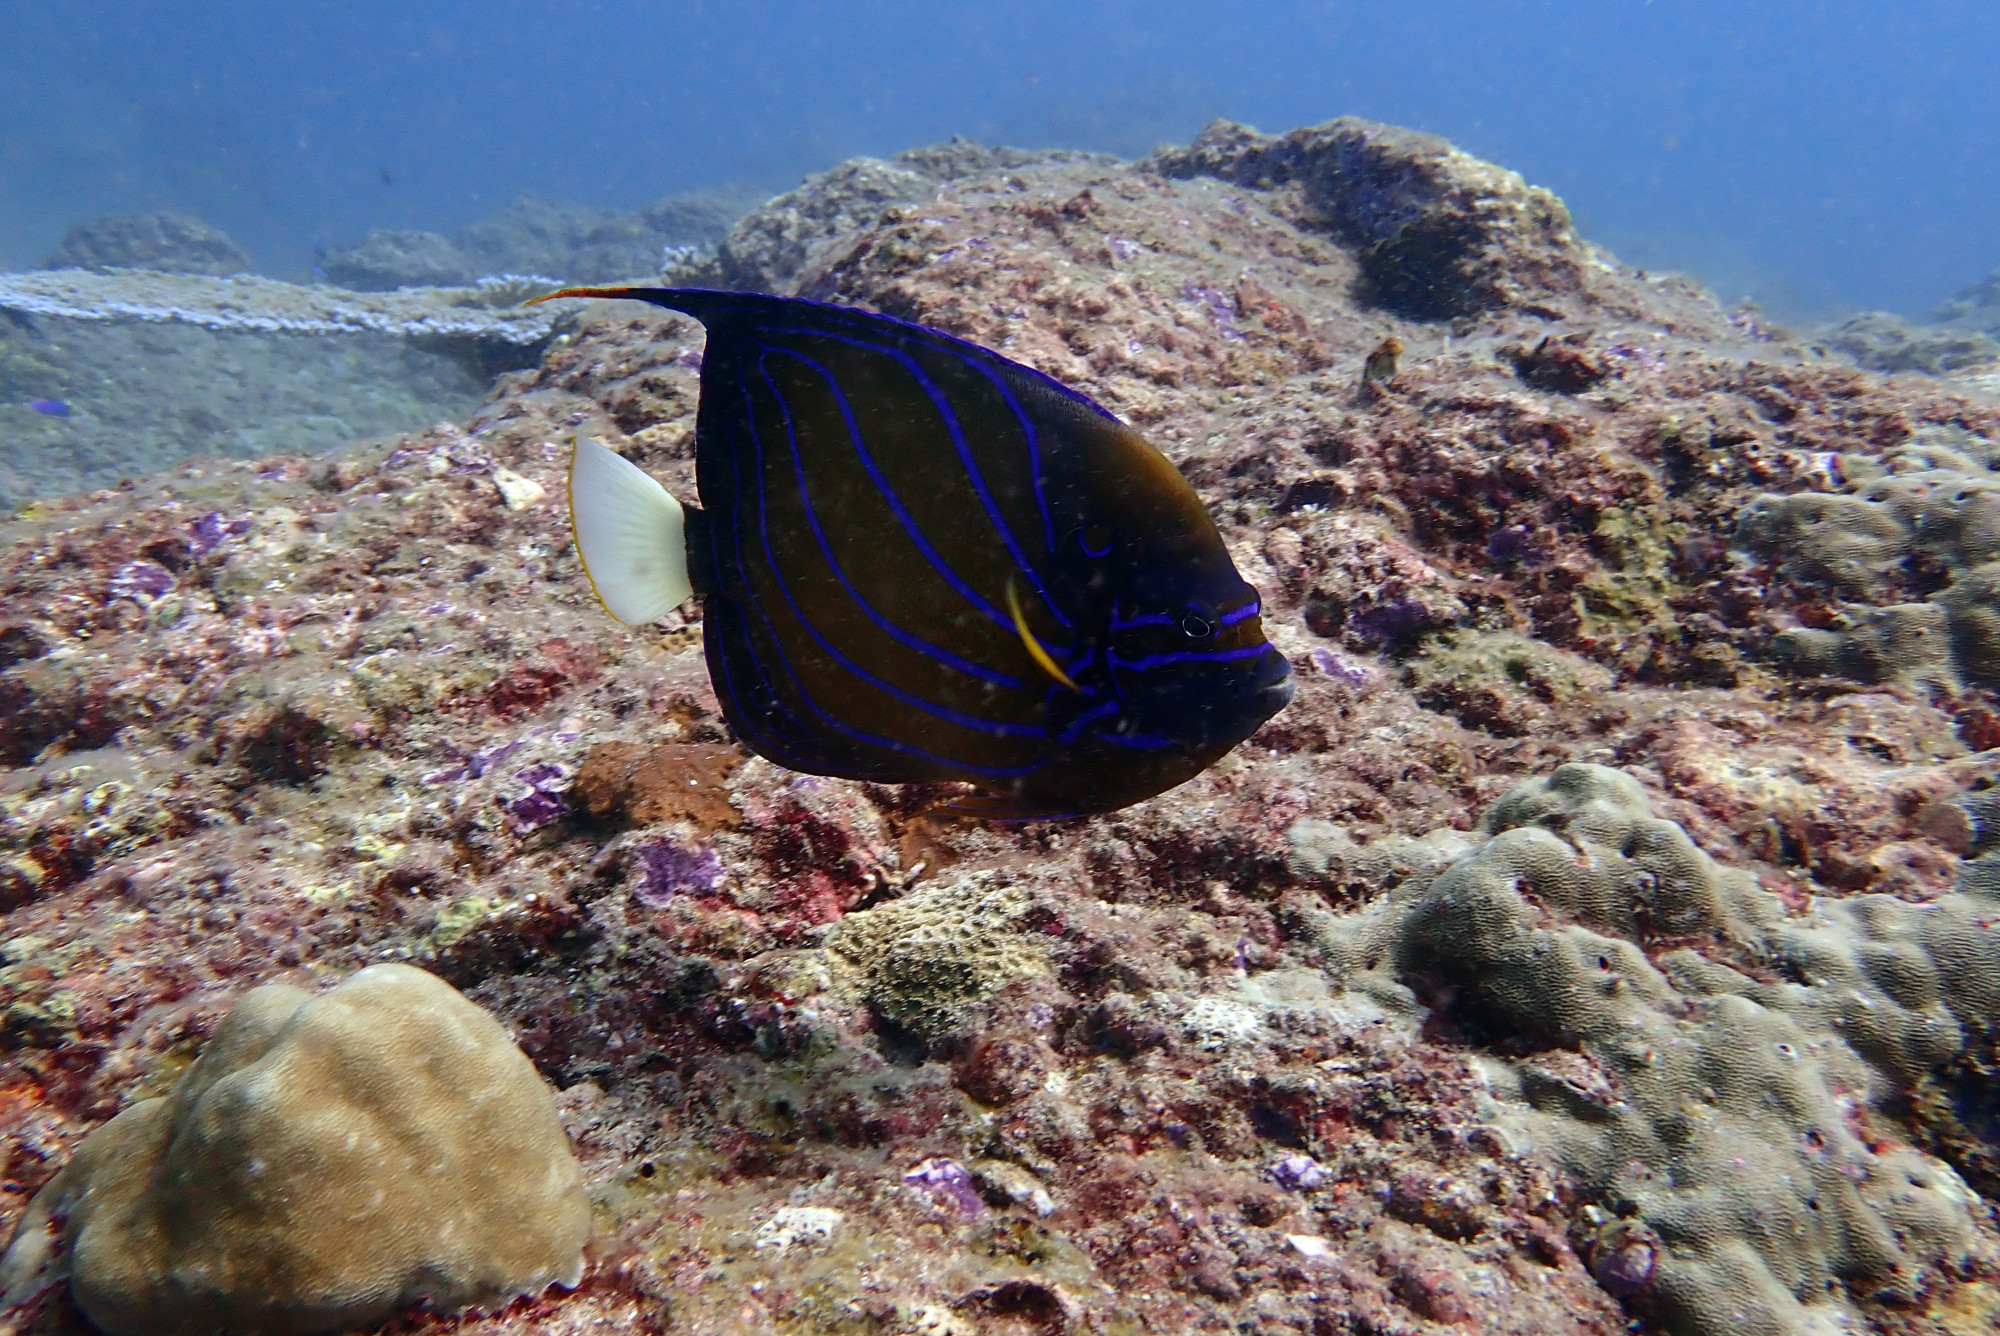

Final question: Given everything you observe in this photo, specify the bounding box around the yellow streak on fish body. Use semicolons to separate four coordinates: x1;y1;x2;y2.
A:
1004;571;1080;692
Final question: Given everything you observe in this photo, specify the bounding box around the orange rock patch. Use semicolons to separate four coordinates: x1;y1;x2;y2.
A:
575;742;745;832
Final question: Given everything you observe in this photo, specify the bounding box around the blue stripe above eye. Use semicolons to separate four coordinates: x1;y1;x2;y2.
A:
1108;643;1278;672
1112;600;1258;634
756;350;1027;692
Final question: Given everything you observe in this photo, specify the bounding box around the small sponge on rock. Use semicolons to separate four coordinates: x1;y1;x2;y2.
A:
0;964;588;1336
826;870;1052;1047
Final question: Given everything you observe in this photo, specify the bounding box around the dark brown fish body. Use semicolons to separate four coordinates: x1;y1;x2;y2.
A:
541;287;1294;817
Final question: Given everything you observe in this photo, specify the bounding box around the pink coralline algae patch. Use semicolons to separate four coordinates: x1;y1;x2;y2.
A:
105;560;175;603
903;1157;985;1219
1268;1153;1330;1190
630;840;725;908
3;119;2000;1336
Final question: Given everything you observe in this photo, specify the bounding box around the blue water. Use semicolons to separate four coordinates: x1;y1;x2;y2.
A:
4;0;1995;318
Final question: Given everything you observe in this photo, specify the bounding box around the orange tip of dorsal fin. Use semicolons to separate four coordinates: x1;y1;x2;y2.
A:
524;285;648;307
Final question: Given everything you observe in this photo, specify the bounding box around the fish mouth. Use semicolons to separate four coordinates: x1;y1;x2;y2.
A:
1251;645;1295;706
1260;674;1297;714
1191;653;1295;749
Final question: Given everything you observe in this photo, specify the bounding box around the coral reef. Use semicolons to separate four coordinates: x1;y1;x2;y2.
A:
0;272;555;504
1933;268;2000;336
0;269;557;341
1737;427;2000;690
1819;311;2000;377
1816;270;2000;393
715;141;1114;293
717;156;937;294
0;964;587;1336
2;117;1999;1336
321;230;479;292
40;212;252;277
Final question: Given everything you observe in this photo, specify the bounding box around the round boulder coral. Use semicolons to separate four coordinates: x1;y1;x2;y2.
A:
0;964;589;1336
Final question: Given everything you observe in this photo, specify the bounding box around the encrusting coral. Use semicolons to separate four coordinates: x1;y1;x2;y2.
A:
0;964;588;1336
825;871;1053;1048
1738;426;2000;691
1293;764;1992;1336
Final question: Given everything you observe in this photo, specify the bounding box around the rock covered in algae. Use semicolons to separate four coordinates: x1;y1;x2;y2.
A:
40;211;252;277
1146;116;1589;319
0;964;588;1336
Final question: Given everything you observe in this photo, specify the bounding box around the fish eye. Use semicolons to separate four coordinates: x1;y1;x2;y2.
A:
1180;608;1215;638
1078;524;1114;557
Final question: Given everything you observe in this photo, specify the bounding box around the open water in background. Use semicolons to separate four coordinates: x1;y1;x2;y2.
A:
2;0;1997;320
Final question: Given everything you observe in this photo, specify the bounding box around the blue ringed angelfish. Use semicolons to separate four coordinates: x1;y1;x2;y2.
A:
528;286;1294;818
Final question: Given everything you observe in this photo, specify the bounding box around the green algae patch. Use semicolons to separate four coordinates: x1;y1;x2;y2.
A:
426;894;505;951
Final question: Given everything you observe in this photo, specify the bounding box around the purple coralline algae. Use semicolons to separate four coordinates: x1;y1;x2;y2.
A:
902;1158;985;1219
1594;1239;1658;1298
502;763;571;832
1181;278;1246;340
185;511;249;557
1484;523;1534;565
1268;1153;1330;1191
631;839;725;908
105;561;175;603
2;117;1999;1336
1347;596;1434;645
1307;646;1373;688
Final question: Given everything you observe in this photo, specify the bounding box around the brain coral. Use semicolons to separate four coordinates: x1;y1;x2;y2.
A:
1293;764;1991;1336
1737;427;2000;689
0;964;588;1336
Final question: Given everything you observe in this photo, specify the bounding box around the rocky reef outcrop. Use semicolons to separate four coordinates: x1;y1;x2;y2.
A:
39;212;252;277
320;187;765;291
2;118;1998;1336
1145;117;1590;320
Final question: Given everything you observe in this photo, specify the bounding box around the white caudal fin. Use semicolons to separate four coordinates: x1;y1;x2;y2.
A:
567;436;691;624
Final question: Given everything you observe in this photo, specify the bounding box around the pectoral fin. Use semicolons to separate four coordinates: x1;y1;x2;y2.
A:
568;436;692;624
